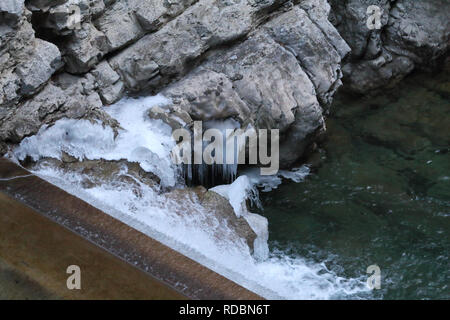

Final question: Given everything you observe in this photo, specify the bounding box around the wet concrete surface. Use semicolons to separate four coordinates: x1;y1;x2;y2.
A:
0;158;261;300
0;256;58;300
0;191;185;299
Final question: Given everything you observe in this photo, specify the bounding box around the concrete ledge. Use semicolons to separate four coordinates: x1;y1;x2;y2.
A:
0;158;262;300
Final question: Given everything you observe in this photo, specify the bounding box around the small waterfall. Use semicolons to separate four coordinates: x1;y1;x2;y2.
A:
182;119;241;188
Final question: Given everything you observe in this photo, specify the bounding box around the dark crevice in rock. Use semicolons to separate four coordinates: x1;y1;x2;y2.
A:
28;10;57;43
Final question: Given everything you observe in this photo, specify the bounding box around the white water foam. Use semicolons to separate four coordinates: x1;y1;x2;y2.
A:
11;95;371;299
242;166;311;192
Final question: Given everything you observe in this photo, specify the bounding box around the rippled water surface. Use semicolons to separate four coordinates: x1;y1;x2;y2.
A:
258;69;450;299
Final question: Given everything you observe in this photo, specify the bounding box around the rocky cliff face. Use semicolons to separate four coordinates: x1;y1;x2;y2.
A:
1;0;448;158
1;0;448;260
329;0;450;93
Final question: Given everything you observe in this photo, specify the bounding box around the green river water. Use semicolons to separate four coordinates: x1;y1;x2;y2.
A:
258;69;450;299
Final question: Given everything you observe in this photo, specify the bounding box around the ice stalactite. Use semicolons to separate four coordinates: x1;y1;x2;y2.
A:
182;119;242;188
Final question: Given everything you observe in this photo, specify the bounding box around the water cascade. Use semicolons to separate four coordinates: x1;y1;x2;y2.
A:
181;119;243;188
10;95;370;299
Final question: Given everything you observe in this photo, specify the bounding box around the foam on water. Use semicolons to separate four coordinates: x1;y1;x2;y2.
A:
11;95;371;299
243;166;311;192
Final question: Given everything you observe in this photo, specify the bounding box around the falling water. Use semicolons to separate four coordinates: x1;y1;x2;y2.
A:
182;119;241;188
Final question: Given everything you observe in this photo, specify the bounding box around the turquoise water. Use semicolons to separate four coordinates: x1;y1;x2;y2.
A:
258;69;450;299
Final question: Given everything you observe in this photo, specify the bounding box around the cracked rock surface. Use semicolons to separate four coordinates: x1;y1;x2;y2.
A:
329;0;450;93
0;0;448;160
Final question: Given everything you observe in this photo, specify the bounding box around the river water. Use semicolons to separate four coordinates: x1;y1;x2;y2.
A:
257;69;450;299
